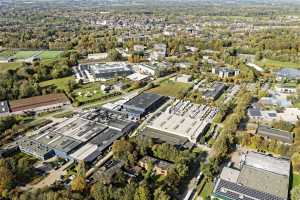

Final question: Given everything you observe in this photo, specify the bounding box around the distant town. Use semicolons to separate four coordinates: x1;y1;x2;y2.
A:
0;0;300;200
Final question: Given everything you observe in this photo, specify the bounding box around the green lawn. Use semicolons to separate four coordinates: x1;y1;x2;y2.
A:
256;58;300;69
39;76;75;91
0;50;15;58
40;51;62;59
0;62;23;73
72;82;105;103
14;51;41;59
200;180;214;199
293;173;300;188
148;80;192;98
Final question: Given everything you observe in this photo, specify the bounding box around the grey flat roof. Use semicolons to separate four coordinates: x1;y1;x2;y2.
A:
237;165;289;199
214;179;285;200
124;92;164;110
0;101;10;114
18;138;53;157
140;127;194;149
108;119;134;131
89;128;124;152
33;132;82;154
257;125;293;144
241;152;290;176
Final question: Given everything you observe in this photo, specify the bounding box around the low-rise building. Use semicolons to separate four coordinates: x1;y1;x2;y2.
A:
138;156;173;176
256;125;293;144
87;53;108;60
276;68;300;81
212;152;290;200
74;62;133;83
9;93;70;115
212;67;240;78
275;84;297;94
173;74;192;83
149;43;167;61
127;73;150;82
202;82;226;100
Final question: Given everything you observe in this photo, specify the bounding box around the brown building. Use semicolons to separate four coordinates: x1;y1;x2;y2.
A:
9;93;71;114
138;156;173;176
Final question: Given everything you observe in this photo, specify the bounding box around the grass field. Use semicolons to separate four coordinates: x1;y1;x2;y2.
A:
72;82;105;103
256;58;300;69
0;50;15;58
40;51;62;59
14;51;41;59
148;80;192;98
0;62;23;73
293;173;300;188
39;76;75;91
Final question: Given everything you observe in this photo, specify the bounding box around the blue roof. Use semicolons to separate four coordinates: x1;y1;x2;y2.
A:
277;68;300;79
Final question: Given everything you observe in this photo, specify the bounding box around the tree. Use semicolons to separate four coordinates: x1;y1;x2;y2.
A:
291;185;300;200
292;153;300;172
134;185;151;200
108;49;122;61
112;139;134;162
71;161;86;192
154;187;171;200
90;181;113;200
0;159;15;197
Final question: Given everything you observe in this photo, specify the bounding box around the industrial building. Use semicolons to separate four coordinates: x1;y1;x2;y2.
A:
202;82;226;100
123;92;167;119
74;62;133;83
256;125;293;144
276;68;300;81
147;100;218;143
212;152;290;200
18;108;136;162
7;93;70;115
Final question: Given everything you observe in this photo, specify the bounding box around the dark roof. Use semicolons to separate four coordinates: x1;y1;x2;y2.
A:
257;125;293;144
248;108;262;117
213;179;285;200
0;101;10;114
203;82;226;100
139;156;173;170
124;92;164;110
140;127;194;149
89;128;124;152
9;93;70;112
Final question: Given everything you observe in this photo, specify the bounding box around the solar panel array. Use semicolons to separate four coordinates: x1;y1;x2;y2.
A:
214;179;285;200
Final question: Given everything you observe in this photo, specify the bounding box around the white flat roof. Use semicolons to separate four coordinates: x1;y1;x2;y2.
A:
127;73;150;81
148;100;218;143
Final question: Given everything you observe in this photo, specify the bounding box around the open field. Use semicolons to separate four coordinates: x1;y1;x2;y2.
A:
14;51;41;59
40;51;62;59
256;58;300;69
72;82;105;103
0;62;23;73
39;76;75;91
0;50;14;58
148;80;192;98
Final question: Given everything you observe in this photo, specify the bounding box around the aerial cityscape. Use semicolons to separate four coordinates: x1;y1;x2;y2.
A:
0;0;300;199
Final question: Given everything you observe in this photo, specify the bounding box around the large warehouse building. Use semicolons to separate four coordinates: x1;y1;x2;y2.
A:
212;152;290;200
147;100;218;143
1;93;70;115
123;92;167;119
18;108;136;162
